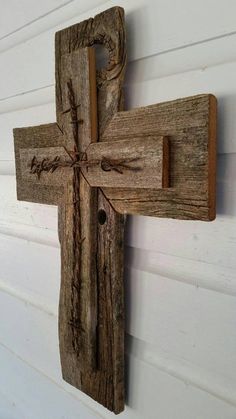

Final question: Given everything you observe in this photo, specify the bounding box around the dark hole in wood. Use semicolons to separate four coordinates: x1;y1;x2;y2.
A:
94;44;109;70
98;209;107;225
101;160;111;171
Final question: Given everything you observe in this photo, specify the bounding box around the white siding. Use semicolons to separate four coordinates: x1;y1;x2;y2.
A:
0;1;236;418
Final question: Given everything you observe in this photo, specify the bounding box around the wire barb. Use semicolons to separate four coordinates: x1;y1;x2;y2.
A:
30;152;141;179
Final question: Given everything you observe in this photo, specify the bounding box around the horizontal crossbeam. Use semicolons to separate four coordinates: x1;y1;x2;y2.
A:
16;135;169;190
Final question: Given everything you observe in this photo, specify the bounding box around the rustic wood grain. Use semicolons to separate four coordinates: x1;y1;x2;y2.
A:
13;5;217;415
55;6;127;136
83;136;169;189
18;135;169;190
14;123;64;205
101;94;217;221
56;47;98;373
19;146;68;185
55;6;126;413
14;48;102;374
14;7;127;412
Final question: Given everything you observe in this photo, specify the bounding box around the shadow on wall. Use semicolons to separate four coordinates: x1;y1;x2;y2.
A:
216;94;236;216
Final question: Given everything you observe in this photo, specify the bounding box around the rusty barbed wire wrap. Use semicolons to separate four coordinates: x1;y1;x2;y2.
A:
30;148;141;179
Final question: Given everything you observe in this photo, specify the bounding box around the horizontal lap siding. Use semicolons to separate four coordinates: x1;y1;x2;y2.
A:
1;291;236;419
2;0;236;103
0;1;236;418
0;343;102;419
0;0;73;39
3;61;236;155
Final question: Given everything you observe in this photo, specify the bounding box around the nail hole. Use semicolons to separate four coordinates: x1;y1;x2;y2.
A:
98;209;107;225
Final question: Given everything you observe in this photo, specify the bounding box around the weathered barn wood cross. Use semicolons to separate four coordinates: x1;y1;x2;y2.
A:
13;7;216;414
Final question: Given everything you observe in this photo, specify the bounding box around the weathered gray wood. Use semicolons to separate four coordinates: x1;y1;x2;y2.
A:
18;135;169;189
13;5;217;415
14;123;64;205
14;48;100;372
56;47;98;373
55;7;126;414
101;94;217;221
84;136;169;189
55;9;126;133
19;146;68;185
14;7;127;412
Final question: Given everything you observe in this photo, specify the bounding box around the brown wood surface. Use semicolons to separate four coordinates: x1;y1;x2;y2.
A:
56;47;99;374
15;48;100;371
19;146;68;185
84;136;169;189
14;123;64;205
13;5;217;415
18;135;169;190
14;7;127;412
101;94;217;221
55;7;126;413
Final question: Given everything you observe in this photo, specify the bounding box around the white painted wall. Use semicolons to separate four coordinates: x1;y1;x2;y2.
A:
0;1;236;418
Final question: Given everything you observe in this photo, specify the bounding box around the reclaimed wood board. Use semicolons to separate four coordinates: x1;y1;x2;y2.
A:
13;5;217;416
84;136;169;189
14;123;64;205
17;135;169;190
14;7;127;414
102;94;216;221
55;7;126;413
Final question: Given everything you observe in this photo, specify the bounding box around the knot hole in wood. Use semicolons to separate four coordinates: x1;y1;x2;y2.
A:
98;209;107;225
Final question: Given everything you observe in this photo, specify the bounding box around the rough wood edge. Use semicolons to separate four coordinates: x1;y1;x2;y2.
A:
100;94;217;221
55;7;126;414
208;94;217;221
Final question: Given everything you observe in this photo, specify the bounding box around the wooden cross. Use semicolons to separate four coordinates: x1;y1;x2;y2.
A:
13;6;216;414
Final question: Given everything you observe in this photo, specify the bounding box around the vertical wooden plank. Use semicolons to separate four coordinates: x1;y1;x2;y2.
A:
57;48;98;372
55;6;126;413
